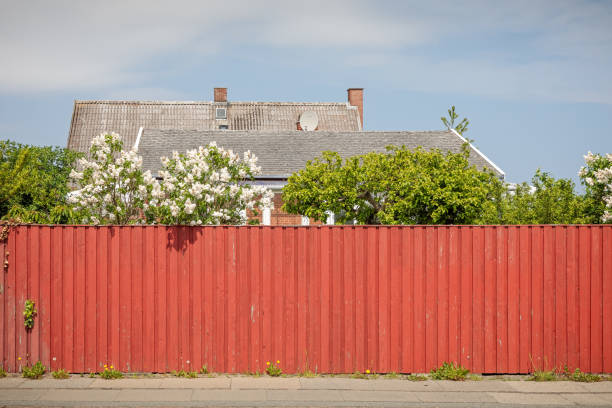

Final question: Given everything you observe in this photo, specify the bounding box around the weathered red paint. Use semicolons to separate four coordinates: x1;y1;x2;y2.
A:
1;225;611;374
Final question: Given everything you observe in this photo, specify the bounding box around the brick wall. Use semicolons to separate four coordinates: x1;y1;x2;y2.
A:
248;192;323;226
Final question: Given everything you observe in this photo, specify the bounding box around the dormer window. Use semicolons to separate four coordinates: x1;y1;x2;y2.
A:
216;107;227;119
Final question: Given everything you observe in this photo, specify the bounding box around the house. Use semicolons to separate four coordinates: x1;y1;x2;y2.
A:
66;88;504;225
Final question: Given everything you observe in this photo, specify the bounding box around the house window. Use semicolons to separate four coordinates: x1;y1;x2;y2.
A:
215;107;227;119
219;125;228;130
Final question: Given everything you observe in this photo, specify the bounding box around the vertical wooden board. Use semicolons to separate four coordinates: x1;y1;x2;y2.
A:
236;227;249;373
378;227;390;373
472;227;484;373
270;229;282;369
484;227;497;373
284;228;296;373
555;227;567;372
413;227;425;372
97;228;108;372
496;227;508;373
110;227;120;370
296;228;308;373
519;227;532;373
214;228;226;372
85;228;97;372
142;227;156;372
437;227;449;368
319;227;331;372
507;227;520;373
250;228;262;373
366;227;378;371
603;227;612;373
202;227;213;372
180;227;191;371
579;227;591;372
343;227;356;373
401;228;413;372
310;228;322;373
62;227;74;371
566;227;579;371
460;227;473;371
0;239;5;371
542;226;556;370
329;228;341;372
190;227;203;372
29;227;41;366
389;227;402;372
50;227;62;371
119;228;132;372
590;227;603;373
15;228;28;370
531;227;545;371
155;227;168;372
39;227;51;369
448;227;460;365
73;227;86;372
355;228;366;372
6;228;17;372
168;228;181;371
131;227;143;372
425;227;437;371
261;228;273;370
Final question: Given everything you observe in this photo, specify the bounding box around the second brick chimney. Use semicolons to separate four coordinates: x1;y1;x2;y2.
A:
214;87;227;103
347;88;363;129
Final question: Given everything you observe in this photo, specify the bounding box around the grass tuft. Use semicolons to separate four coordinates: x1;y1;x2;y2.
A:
430;362;469;381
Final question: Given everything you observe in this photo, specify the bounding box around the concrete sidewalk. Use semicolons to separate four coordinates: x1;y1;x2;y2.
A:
1;375;611;407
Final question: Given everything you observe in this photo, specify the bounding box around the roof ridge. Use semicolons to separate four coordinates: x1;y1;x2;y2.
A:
74;100;352;106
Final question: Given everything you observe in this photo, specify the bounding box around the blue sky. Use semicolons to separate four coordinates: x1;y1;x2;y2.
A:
0;0;610;186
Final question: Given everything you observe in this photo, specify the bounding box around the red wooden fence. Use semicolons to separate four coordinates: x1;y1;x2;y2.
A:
1;225;611;374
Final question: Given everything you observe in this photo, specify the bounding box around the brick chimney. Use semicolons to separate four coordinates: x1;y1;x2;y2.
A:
347;88;363;129
214;87;227;103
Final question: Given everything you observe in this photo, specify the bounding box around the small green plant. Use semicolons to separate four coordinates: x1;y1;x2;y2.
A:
384;372;399;379
405;374;427;381
0;366;7;378
172;370;197;378
52;368;70;379
89;372;96;378
265;360;282;377
22;361;46;379
529;369;558;381
299;369;317;377
99;365;122;380
350;371;367;379
23;299;37;329
199;365;209;375
430;362;469;381
468;374;483;381
567;368;601;382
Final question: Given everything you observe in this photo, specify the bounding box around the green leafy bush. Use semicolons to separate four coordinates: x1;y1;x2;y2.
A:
567;368;601;382
23;299;37;329
430;362;469;381
99;365;122;380
172;370;197;378
265;360;282;377
52;369;70;379
22;361;46;379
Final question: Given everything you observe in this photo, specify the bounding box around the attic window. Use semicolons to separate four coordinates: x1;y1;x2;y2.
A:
215;107;227;119
219;125;228;130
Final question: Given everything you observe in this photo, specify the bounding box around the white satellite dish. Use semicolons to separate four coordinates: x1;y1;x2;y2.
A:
299;111;319;131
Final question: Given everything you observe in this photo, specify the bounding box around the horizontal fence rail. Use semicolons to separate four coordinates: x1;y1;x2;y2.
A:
1;225;611;374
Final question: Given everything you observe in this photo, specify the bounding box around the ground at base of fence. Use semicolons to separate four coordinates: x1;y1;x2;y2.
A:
1;375;612;407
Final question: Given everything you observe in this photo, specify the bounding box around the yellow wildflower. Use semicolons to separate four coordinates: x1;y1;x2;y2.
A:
104;364;107;368
365;369;370;374
266;361;270;365
110;365;114;369
276;360;280;364
18;357;21;361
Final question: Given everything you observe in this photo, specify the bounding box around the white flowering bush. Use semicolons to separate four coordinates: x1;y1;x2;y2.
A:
154;142;273;225
68;132;157;224
579;151;612;223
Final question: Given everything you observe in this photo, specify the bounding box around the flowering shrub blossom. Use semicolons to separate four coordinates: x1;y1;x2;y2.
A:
579;151;612;223
154;142;273;225
69;133;273;225
69;133;157;224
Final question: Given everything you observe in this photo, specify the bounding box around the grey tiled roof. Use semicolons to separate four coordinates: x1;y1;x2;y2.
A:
67;100;361;153
139;129;504;179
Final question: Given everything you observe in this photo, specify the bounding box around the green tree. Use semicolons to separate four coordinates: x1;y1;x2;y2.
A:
480;169;584;224
579;152;612;223
0;140;80;223
441;106;469;134
282;145;501;225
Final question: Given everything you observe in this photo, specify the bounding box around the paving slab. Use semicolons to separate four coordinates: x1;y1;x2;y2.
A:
267;389;344;401
0;378;26;388
491;392;575;405
18;378;95;388
578;382;612;393
115;389;192;402
435;379;515;392
415;391;498;403
507;381;589;393
156;377;231;389
39;389;120;402
89;378;162;388
232;376;300;389
561;393;612;406
366;379;445;391
0;389;45;401
192;389;267;401
299;377;372;390
340;390;421;402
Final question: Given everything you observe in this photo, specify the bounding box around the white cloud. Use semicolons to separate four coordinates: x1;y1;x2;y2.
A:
0;0;611;104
